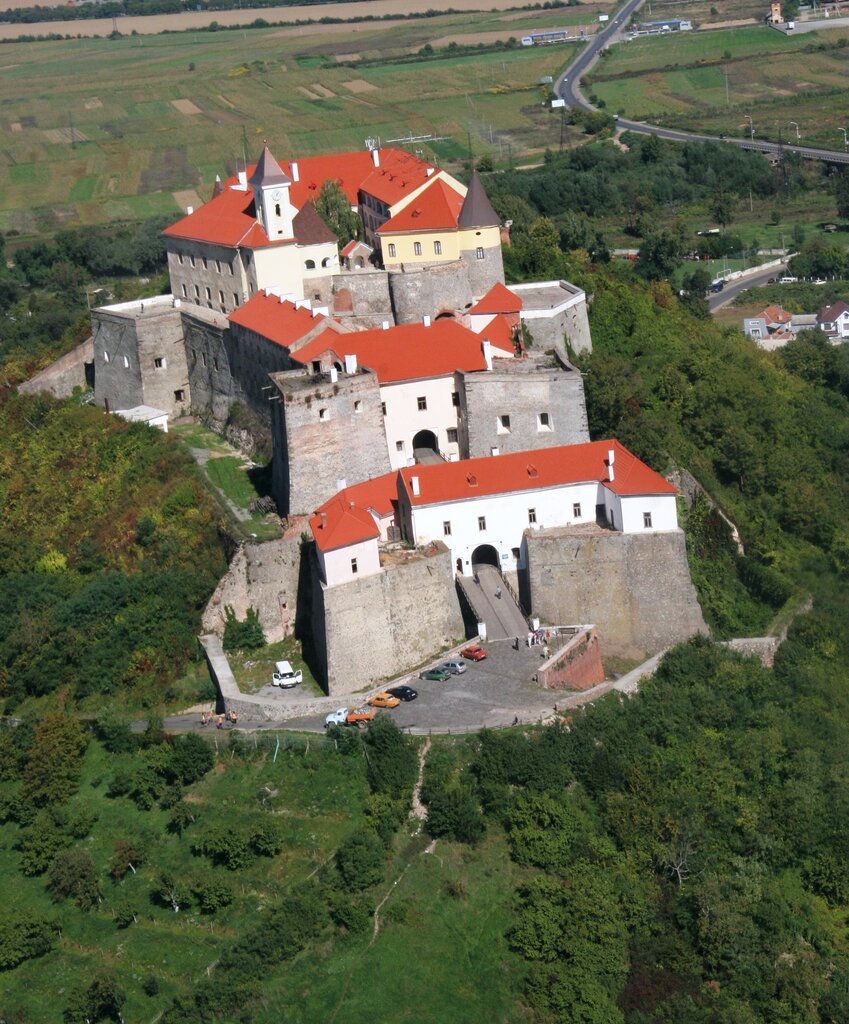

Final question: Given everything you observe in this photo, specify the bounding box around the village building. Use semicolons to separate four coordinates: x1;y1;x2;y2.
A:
743;302;817;349
817;300;849;341
309;439;679;588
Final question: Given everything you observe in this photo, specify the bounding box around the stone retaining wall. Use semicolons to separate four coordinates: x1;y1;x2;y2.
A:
537;627;605;691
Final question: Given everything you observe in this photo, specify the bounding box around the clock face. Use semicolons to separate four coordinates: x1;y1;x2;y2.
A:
270;189;283;201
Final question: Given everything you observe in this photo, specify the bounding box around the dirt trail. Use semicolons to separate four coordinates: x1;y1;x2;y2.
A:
410;736;431;823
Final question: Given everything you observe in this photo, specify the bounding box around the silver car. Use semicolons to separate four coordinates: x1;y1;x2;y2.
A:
439;660;467;675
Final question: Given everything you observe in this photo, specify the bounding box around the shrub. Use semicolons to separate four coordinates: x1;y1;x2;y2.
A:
335;831;384;891
222;606;266;651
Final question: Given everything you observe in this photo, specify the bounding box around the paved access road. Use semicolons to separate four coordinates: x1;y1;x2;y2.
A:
709;264;786;312
556;0;849;165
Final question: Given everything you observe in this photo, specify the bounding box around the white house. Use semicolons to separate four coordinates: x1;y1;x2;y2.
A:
817;300;849;341
309;439;679;587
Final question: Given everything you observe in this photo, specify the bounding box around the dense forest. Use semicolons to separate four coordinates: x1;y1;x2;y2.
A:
4;135;849;1019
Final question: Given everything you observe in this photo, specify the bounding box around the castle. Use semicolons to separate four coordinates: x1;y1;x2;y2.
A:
30;140;706;696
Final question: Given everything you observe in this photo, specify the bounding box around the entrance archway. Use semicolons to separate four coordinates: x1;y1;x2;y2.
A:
413;430;439;463
471;544;500;569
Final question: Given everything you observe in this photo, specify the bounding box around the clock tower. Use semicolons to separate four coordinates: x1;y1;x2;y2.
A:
248;143;295;240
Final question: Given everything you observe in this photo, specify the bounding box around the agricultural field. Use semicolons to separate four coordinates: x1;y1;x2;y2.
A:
589;25;849;152
0;10;595;239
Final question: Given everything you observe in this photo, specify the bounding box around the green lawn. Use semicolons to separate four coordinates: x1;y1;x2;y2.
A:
227;637;322;696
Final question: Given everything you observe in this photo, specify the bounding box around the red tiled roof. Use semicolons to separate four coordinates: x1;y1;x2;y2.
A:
228;292;328;348
164;148;439;248
480;313;515;356
309;495;380;553
398;440;676;507
758;303;791;325
340;238;371;258
469;282;522;315
293;319;488;384
376;179;464;234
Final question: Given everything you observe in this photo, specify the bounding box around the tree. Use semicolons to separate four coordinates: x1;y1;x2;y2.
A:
637;231;680;280
222;605;265;652
314;181;360;247
362;716;418;798
63;971;126;1024
48;849;101;910
0;912;56;971
22;712;88;807
335;830;384;890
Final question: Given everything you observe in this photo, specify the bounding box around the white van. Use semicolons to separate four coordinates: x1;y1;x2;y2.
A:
272;660;303;688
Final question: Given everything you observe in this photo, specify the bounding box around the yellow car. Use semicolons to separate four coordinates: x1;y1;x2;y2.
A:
368;692;401;709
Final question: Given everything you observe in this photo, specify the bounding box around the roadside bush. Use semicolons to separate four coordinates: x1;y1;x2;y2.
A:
222;605;266;651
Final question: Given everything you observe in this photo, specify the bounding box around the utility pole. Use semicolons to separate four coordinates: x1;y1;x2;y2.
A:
724;66;730;107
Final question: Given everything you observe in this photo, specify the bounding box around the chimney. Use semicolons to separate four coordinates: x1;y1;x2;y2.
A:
291;160;299;182
482;339;493;371
423;315;431;328
426;167;434;177
608;447;616;483
237;169;247;191
329;367;338;383
344;353;358;374
320;512;327;529
186;205;193;215
491;446;499;456
173;298;181;308
372;148;380;167
337;478;347;492
410;475;420;496
382;320;390;330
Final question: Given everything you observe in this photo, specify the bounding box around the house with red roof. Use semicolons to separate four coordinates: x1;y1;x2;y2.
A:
310;439;680;588
817;300;849;340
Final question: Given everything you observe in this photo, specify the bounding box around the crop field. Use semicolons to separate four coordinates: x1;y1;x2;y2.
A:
0;11;586;238
590;26;849;151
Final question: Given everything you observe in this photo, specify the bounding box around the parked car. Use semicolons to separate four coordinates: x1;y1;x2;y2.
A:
439;660;467;675
709;279;725;293
779;275;798;284
368;692;401;709
460;644;488;661
346;706;377;729
272;659;302;688
420;668;451;681
325;707;349;728
387;685;418;701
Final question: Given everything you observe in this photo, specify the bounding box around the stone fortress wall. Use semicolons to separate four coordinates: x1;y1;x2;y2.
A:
525;527;708;660
310;542;465;696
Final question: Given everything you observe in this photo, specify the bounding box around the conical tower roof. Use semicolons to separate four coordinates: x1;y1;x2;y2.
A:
248;144;291;189
457;169;499;229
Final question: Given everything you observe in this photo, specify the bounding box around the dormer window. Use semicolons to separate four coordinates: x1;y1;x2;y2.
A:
527;464;538;478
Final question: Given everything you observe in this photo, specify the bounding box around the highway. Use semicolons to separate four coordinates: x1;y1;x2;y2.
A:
555;2;849;165
708;264;786;313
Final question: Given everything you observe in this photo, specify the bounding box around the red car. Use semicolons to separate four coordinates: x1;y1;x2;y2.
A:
460;644;488;661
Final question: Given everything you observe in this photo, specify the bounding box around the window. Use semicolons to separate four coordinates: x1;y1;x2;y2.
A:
388;243;396;258
528;508;537;524
123;355;129;369
275;203;281;217
478;516;486;531
573;502;582;518
219;290;225;305
447;428;458;444
228;263;234;276
476;247;485;260
312;360;321;374
497;414;511;434
202;257;208;269
381;402;387;416
417;396;427;411
643;512;653;528
190;255;196;268
452;392;460;407
201;352;207;367
194;285;200;299
174;389;185;402
213;358;219;371
319;408;328;421
538;411;551;431
413;242;422;256
396;441;404;452
205;287;211;302
433;240;442;255
103;351;110;363
512;547;520;561
154;357;166;369
351;557;358;574
181;283;187;298
322;257;331;268
233;293;239;307
354;400;362;413
178;253;184;265
443;521;452;536
305;259;316;270
216;260;221;273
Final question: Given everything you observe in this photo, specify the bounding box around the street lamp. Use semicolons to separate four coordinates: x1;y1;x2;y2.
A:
744;115;755;140
841;128;849;151
789;121;800;141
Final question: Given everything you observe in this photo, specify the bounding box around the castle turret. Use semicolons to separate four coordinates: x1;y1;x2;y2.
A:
249;144;295;240
457;169;503;298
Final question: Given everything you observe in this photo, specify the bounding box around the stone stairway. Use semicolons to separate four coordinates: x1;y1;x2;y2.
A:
457;563;528;641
